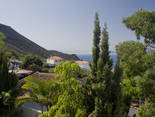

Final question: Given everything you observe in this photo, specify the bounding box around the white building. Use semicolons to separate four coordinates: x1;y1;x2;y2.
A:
75;60;89;70
46;56;63;66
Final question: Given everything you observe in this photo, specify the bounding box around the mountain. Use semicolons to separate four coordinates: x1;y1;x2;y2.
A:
0;23;79;60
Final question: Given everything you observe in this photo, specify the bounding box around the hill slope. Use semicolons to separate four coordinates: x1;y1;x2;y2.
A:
0;24;79;60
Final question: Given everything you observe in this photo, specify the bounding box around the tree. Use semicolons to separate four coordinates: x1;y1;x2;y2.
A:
0;32;5;49
116;41;155;116
116;41;145;115
123;9;155;47
85;15;123;117
110;60;122;117
90;12;101;77
93;23;113;117
0;32;18;117
54;61;81;93
97;23;112;74
38;78;87;117
0;51;10;92
84;13;101;115
135;70;155;102
137;102;155;117
116;41;147;78
16;76;60;113
39;61;87;117
22;54;43;72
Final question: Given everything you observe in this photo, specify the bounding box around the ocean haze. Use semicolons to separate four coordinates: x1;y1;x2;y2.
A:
77;54;117;68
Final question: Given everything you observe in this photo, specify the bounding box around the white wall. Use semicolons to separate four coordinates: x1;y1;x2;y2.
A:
46;59;63;65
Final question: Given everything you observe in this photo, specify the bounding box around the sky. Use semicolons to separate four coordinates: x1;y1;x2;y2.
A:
0;0;155;54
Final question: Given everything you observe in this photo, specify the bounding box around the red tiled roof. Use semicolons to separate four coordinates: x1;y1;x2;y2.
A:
75;61;89;64
48;56;63;60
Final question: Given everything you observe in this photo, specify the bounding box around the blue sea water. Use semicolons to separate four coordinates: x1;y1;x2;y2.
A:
77;54;117;69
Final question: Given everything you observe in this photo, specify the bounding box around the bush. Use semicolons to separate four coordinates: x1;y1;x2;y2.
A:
137;102;155;117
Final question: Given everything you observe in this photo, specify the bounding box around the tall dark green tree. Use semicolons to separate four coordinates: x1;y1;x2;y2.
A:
97;23;112;74
93;23;113;117
91;12;101;77
0;32;18;116
111;60;122;117
0;32;10;92
0;51;10;92
85;14;123;117
94;23;122;117
84;13;101;115
0;32;5;49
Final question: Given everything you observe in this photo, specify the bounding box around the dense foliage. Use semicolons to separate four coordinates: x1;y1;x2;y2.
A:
84;16;122;117
37;61;87;117
90;12;101;77
116;41;155;117
123;9;155;47
1;9;154;117
0;32;19;117
22;54;43;72
16;76;60;113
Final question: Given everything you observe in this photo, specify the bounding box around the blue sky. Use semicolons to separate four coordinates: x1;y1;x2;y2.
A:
0;0;155;54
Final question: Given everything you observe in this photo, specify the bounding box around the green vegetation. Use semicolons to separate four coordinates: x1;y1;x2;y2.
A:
0;32;19;117
0;32;5;49
121;9;155;117
90;12;101;77
22;54;54;73
123;9;155;47
85;17;122;117
16;76;60;113
0;9;155;117
22;54;43;72
137;102;155;117
31;61;87;117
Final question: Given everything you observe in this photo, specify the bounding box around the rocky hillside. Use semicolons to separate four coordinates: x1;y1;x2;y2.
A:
0;23;79;60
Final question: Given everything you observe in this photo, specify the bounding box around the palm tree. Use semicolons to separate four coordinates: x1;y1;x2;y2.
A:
16;76;60;113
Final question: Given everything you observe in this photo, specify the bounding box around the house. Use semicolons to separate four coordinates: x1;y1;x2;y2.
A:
75;60;89;70
46;56;64;66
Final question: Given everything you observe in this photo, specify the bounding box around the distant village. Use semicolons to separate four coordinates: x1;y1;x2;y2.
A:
9;56;89;79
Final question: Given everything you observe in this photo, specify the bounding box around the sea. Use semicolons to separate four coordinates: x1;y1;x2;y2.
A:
77;54;117;70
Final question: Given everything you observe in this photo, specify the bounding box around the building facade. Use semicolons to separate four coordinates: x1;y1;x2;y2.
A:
46;56;63;66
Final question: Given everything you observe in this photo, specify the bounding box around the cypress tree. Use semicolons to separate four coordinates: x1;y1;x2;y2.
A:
94;97;103;117
97;23;112;75
86;15;123;117
0;33;17;92
111;60;122;117
84;13;101;115
0;50;10;92
91;12;101;77
93;23;113;117
97;23;113;103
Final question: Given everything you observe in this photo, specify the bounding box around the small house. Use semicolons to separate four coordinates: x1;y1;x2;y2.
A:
75;60;89;70
46;56;63;66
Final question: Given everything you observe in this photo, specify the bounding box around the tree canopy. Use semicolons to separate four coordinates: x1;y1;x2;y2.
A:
38;61;87;117
123;9;155;47
91;12;101;76
22;54;43;72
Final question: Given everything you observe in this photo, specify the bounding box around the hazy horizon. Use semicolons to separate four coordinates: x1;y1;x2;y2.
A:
0;0;155;54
